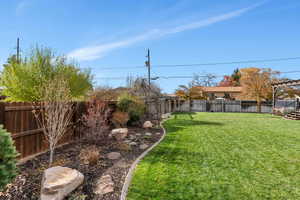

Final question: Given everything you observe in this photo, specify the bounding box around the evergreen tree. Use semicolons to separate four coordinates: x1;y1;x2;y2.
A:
0;125;18;191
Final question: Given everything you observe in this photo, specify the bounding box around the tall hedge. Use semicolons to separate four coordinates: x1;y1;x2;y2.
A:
0;125;18;191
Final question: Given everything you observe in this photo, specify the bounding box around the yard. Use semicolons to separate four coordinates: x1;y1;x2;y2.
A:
127;113;300;200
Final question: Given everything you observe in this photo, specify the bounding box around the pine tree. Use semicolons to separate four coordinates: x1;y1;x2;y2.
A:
0;125;18;191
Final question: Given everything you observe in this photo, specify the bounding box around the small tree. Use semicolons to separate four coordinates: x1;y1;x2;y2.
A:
240;67;278;112
33;77;74;165
175;85;206;111
0;125;18;191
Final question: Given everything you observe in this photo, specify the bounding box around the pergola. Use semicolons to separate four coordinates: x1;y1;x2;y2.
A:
272;79;300;111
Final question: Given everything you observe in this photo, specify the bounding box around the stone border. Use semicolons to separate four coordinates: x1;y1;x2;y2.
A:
120;118;169;200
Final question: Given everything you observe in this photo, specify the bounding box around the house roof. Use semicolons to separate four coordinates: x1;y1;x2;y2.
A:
196;86;242;93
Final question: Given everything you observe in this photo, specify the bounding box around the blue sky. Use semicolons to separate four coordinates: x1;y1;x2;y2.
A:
1;0;300;93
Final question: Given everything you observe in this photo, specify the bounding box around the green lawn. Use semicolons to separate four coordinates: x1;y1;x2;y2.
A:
127;113;300;200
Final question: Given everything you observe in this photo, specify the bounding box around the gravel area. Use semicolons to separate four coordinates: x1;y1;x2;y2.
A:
0;126;163;200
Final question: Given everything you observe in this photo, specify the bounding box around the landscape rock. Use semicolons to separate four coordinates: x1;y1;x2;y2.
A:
139;144;149;150
129;135;136;140
162;113;171;119
145;132;152;136
114;159;129;169
110;128;128;141
143;121;153;129
124;139;131;144
136;133;142;136
156;132;161;135
129;142;137;146
107;152;121;160
94;175;114;195
41;166;84;200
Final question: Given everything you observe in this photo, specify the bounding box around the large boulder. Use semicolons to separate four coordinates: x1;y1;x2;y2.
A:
143;121;153;129
110;128;128;141
41;166;84;200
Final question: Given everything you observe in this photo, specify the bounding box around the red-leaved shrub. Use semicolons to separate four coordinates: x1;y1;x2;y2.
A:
81;100;111;143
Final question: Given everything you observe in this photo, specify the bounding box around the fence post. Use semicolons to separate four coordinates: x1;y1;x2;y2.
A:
240;101;242;113
0;102;5;127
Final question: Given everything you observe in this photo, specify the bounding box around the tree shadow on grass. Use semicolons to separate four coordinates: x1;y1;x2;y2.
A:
173;112;196;120
165;119;224;132
143;145;209;167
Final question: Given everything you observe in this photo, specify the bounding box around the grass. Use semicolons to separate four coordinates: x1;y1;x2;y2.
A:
127;112;300;200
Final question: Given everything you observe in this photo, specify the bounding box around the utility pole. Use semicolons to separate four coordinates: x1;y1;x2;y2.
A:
16;38;20;63
145;48;151;86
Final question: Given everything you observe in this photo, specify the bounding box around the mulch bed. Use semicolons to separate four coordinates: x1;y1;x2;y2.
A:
0;125;163;200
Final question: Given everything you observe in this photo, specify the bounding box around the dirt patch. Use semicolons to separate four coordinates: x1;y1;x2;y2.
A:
0;126;163;200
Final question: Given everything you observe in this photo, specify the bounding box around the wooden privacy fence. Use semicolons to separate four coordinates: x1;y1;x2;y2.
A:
0;101;116;160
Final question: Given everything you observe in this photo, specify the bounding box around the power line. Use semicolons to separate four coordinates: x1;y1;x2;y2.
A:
93;56;300;71
94;70;300;80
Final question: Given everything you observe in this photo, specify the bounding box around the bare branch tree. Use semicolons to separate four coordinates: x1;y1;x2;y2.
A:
190;73;217;87
33;77;74;165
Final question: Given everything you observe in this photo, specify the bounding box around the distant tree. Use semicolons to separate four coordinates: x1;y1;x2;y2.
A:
190;73;217;87
127;76;162;98
218;76;234;87
231;68;241;86
218;68;241;87
240;67;278;112
90;86;127;101
1;47;92;102
175;85;206;111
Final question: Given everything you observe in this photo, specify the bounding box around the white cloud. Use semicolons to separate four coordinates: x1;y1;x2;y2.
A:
68;2;265;62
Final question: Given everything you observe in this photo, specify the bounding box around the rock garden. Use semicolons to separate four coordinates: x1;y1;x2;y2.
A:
1;120;163;200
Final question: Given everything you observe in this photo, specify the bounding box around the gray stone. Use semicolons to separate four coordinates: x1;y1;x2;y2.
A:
143;121;153;129
136;133;142;136
156;132;161;135
129;135;136;140
94;175;114;195
139;144;149;150
162;113;171;119
145;132;152;136
114;159;129;169
41;166;84;200
124;140;131;144
129;142;137;146
111;128;128;141
107;152;121;160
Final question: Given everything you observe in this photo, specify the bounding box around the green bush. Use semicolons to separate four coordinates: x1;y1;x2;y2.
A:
117;93;145;124
0;125;18;191
0;47;92;102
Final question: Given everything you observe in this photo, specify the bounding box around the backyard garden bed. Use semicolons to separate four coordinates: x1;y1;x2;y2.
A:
0;125;163;200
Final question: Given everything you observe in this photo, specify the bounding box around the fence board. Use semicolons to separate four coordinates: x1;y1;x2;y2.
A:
0;102;87;159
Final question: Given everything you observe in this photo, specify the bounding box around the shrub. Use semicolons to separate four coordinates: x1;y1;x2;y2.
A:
0;125;18;191
117;93;145;124
81;100;111;143
79;146;100;166
1;47;92;102
111;111;129;128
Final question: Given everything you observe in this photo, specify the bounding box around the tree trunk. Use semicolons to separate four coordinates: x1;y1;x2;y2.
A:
257;100;262;113
49;146;55;166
